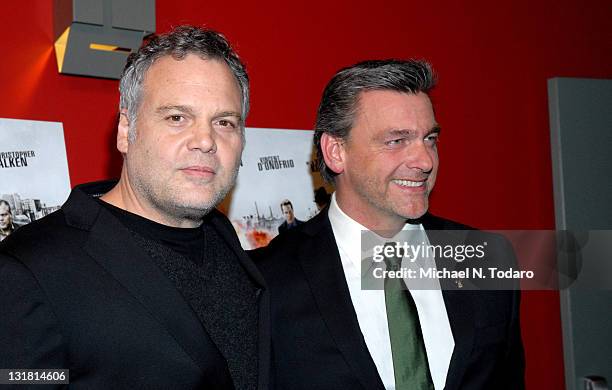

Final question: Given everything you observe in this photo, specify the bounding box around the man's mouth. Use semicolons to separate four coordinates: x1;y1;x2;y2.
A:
392;179;426;188
181;165;216;177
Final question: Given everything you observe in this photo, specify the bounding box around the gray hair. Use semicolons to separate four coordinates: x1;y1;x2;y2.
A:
119;25;249;141
314;59;436;183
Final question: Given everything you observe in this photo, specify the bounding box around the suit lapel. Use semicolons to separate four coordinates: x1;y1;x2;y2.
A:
439;290;476;390
298;212;385;390
422;214;476;390
83;208;212;375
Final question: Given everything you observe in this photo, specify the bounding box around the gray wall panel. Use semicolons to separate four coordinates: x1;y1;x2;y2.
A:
548;77;612;390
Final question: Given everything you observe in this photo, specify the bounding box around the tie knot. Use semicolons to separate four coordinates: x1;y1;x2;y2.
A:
383;242;402;271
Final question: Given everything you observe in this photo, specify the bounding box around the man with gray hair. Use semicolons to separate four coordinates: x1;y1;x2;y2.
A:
1;26;269;389
254;60;524;389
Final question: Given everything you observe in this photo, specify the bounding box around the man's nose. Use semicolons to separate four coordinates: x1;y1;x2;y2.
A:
405;141;434;173
186;125;216;153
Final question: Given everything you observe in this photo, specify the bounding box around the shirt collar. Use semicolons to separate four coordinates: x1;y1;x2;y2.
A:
328;193;424;270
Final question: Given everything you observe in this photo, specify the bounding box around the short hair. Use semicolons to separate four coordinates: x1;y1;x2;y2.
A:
280;199;293;211
314;59;436;183
119;25;249;141
0;200;11;212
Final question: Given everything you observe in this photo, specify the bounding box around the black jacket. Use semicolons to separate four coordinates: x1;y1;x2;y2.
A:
0;181;270;389
252;208;524;390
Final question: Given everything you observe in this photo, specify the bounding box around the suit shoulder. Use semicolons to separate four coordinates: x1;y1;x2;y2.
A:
252;226;303;256
1;209;68;246
426;214;514;245
424;213;475;230
250;217;320;269
0;209;87;266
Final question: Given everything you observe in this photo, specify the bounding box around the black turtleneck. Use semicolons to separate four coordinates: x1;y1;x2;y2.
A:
96;199;204;266
94;197;258;389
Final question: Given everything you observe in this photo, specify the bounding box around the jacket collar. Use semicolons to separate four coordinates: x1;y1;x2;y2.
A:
62;180;266;288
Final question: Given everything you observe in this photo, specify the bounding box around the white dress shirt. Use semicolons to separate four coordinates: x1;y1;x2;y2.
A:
328;194;454;390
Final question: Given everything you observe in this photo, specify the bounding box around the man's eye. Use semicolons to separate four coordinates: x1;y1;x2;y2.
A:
425;134;439;145
386;139;403;146
166;115;184;123
216;119;237;129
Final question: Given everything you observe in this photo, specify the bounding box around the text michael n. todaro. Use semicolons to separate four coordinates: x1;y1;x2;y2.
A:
373;267;534;280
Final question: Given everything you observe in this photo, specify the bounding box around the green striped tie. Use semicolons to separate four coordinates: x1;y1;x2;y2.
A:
384;243;434;390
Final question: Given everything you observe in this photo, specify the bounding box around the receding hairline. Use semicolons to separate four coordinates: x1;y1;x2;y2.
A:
141;53;241;87
133;54;245;118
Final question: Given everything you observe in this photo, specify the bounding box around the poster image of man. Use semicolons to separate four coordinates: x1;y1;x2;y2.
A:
0;200;15;241
223;127;324;250
278;199;304;234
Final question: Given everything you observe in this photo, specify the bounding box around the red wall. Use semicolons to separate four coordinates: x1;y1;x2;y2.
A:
2;1;611;388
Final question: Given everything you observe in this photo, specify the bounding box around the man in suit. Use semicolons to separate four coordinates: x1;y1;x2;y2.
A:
254;60;524;389
277;199;304;234
0;26;269;389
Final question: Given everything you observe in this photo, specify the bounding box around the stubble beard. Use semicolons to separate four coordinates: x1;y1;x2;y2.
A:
356;173;432;222
129;155;241;226
161;167;237;224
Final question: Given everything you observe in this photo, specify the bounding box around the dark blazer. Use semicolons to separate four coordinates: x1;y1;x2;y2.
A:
252;208;524;390
277;219;305;234
0;181;270;390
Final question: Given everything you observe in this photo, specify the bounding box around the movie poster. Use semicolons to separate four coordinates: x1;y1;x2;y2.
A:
0;118;71;241
223;127;332;249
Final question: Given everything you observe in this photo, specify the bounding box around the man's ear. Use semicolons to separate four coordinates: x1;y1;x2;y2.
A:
320;133;346;175
117;110;130;154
